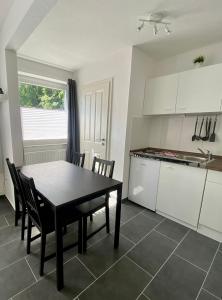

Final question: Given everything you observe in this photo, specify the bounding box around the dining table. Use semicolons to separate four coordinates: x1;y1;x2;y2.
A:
21;160;123;290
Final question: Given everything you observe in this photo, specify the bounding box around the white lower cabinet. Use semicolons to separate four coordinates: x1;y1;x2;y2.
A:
156;162;207;228
199;170;222;240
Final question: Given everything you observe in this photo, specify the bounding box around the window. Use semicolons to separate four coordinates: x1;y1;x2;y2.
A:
19;81;67;141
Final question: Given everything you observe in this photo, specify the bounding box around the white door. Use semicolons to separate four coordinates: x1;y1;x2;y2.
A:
176;64;222;113
80;79;111;169
143;74;178;115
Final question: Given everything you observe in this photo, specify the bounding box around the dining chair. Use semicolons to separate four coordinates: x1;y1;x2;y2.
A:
6;158;27;240
72;152;85;168
76;157;115;252
18;171;83;276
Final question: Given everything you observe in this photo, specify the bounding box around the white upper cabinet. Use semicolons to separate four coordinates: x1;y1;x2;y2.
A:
176;64;222;113
143;74;178;115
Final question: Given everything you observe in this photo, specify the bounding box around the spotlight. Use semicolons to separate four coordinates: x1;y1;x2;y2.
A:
165;24;171;35
153;24;158;36
137;21;145;31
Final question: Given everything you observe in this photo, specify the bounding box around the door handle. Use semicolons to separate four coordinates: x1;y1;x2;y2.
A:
101;138;106;142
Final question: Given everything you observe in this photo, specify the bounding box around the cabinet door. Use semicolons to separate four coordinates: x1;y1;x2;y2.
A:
199;181;222;232
156;162;206;227
143;74;178;115
176;64;222;113
128;157;160;210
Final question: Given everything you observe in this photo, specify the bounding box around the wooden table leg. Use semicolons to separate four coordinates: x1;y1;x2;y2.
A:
114;184;122;248
55;208;64;290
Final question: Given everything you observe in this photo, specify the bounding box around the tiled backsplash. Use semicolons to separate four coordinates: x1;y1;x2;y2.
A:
147;114;222;155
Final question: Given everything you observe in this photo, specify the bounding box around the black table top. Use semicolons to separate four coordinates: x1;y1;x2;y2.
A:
21;160;122;208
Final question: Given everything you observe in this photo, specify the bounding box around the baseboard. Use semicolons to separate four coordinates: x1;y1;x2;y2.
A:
156;210;197;231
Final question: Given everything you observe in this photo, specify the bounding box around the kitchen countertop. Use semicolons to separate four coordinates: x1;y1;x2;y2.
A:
130;147;222;172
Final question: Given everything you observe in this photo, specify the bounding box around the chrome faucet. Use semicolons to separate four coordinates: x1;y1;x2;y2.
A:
197;148;213;160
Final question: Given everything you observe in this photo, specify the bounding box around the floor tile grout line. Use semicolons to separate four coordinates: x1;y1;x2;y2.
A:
0;237;21;249
11;280;38;299
8;207;162;299
125;256;153;278
152;229;179;244
75;217;166;299
141;211;165;223
202;288;221;300
174;253;207;274
120;233;136;245
0;257;25;273
195;243;220;300
4;215;10;226
11;254;81;299
25;257;38;282
10;214;162;300
141;293;151;300
75;256;97;280
136;229;191;300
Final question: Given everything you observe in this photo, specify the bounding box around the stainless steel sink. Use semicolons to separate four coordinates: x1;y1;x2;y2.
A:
176;154;215;166
132;150;215;168
177;155;208;163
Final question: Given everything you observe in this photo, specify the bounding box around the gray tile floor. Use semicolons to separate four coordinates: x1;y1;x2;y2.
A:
0;195;222;300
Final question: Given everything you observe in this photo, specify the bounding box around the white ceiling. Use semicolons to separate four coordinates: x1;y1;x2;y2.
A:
0;0;14;29
18;0;222;70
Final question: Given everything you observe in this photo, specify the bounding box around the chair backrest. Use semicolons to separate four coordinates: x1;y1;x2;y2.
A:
72;152;85;168
92;157;115;178
6;158;21;194
6;158;27;209
18;171;42;227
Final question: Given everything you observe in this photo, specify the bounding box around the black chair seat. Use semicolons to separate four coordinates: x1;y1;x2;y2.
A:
76;197;106;215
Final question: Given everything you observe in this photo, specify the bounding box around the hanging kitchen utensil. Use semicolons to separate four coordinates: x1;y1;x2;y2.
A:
196;117;204;140
192;116;198;141
202;117;208;141
209;116;217;142
206;117;212;141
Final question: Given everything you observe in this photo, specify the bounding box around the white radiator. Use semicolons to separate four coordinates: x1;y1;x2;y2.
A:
24;149;66;165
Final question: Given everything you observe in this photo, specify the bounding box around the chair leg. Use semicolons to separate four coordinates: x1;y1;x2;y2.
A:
83;217;87;253
90;214;93;222
78;219;83;254
27;216;32;254
21;210;26;241
40;233;46;276
105;200;110;233
14;196;20;226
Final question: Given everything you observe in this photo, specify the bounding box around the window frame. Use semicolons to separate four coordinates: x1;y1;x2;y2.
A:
18;74;68;145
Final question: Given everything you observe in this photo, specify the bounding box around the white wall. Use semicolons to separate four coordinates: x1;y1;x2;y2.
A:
76;47;133;195
122;47;154;196
154;41;222;76
18;57;73;82
146;41;222;155
0;0;58;205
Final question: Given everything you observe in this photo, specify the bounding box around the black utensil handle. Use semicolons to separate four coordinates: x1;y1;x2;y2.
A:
194;117;198;134
207;118;212;136
212;118;217;133
199;118;204;136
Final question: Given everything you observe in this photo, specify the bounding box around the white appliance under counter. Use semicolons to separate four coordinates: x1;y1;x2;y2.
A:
128;156;160;211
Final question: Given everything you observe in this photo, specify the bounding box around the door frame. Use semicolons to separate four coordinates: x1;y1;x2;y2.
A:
80;78;113;160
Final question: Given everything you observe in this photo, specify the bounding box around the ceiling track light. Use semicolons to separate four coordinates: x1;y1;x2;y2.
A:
137;13;172;36
153;24;158;36
164;24;171;35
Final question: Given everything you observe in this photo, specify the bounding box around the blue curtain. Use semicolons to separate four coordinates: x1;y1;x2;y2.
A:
66;79;80;162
